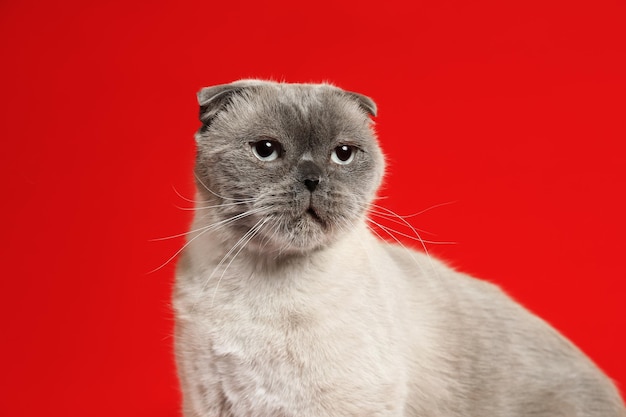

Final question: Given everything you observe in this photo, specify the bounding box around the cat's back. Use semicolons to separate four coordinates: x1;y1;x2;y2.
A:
383;243;625;416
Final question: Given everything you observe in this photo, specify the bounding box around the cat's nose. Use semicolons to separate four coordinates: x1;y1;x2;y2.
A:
304;178;320;192
298;160;323;192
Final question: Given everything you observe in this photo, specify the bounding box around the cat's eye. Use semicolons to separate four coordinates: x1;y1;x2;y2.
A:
251;140;283;162
331;145;356;165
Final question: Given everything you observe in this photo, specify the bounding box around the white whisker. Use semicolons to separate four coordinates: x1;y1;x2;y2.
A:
369;204;432;254
367;220;456;246
175;199;256;212
371;201;457;219
190;217;267;311
367;216;440;279
148;222;214;274
194;172;241;201
172;184;199;203
150;207;266;241
368;209;435;236
210;218;268;306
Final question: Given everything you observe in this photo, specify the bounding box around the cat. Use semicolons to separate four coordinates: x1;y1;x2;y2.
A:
173;79;626;417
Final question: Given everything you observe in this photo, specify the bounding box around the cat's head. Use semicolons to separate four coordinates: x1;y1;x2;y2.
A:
194;80;385;256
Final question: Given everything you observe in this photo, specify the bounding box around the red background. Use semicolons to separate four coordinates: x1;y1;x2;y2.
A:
1;0;625;415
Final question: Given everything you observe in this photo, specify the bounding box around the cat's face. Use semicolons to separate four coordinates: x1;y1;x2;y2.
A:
194;80;385;255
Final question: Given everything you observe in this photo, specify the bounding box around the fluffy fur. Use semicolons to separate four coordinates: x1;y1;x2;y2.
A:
173;80;625;416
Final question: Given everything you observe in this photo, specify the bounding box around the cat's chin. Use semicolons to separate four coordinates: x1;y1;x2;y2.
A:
246;239;327;258
244;212;337;257
305;206;325;227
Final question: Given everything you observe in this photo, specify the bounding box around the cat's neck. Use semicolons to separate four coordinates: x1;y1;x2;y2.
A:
186;211;376;281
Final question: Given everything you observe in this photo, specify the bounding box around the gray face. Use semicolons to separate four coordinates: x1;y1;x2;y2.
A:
194;80;385;255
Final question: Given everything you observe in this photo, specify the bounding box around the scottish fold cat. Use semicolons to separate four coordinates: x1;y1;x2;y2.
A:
173;80;625;416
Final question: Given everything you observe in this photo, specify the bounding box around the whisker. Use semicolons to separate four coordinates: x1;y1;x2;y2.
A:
366;224;384;242
194;172;241;201
367;220;456;246
174;205;200;211
174;199;256;212
368;205;432;251
148;222;214;274
370;201;457;219
368;209;435;236
210;218;268;306
149;208;269;276
259;220;280;255
172;184;199;204
367;216;440;279
191;217;267;311
173;183;255;205
150;207;266;241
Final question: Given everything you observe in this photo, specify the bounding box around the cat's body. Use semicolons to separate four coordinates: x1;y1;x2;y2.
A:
173;80;625;417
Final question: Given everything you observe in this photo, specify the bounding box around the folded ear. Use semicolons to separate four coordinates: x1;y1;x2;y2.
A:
197;83;246;127
343;91;377;117
197;79;271;127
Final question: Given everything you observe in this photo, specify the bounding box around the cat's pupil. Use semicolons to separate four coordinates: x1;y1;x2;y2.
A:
256;141;276;158
335;145;352;161
251;140;283;161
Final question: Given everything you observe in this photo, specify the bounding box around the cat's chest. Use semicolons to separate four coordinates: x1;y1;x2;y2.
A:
176;249;412;415
194;279;404;411
190;281;359;397
186;265;383;364
204;279;346;359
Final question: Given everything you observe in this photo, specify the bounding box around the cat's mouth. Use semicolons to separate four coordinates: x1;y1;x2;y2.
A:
305;206;325;227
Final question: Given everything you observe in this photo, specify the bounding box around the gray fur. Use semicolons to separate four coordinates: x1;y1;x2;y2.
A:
174;80;625;416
